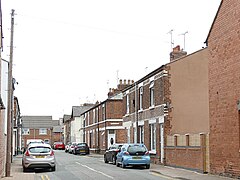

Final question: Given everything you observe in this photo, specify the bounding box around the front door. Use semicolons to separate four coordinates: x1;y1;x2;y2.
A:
108;129;115;149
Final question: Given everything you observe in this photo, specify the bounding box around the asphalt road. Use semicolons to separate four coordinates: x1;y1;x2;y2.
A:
32;150;169;180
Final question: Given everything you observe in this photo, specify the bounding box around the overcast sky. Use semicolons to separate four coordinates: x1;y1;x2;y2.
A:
1;0;221;119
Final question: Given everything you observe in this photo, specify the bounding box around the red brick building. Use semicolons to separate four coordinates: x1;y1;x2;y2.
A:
122;66;169;164
206;0;240;177
21;116;53;147
83;80;131;153
122;46;210;172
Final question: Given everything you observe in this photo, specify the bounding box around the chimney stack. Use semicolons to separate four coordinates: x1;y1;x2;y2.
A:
170;45;187;62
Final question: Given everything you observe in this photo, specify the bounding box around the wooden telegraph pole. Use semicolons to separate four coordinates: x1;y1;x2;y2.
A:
5;9;15;177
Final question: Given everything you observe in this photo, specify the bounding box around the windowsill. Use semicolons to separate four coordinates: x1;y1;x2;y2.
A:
149;150;156;155
138;109;143;113
124;113;129;117
149;105;155;110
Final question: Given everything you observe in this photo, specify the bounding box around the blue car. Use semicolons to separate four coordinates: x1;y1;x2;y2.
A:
116;143;150;169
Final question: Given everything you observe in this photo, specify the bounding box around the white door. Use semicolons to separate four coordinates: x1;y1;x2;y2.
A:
108;130;115;148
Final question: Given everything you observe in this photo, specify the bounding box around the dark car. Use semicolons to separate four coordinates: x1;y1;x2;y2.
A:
104;143;123;165
52;142;65;150
72;143;90;155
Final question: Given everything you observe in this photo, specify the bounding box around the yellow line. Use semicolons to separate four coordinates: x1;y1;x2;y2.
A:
45;175;50;180
150;172;176;180
41;175;45;180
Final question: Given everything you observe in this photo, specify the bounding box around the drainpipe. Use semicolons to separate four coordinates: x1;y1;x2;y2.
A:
135;82;139;143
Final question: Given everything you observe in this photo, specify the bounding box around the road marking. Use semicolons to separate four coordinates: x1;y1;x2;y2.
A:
40;175;50;180
150;172;176;180
76;162;114;179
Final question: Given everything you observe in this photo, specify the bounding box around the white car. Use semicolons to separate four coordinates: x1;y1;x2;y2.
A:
22;143;56;172
68;142;78;154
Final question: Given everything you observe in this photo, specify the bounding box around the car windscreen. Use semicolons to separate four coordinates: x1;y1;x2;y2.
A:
127;145;147;154
29;147;51;153
77;143;87;147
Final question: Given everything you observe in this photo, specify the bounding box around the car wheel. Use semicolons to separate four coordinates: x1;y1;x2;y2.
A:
112;156;116;165
146;164;150;169
121;162;126;168
52;166;56;171
104;156;109;163
23;166;27;172
116;162;120;167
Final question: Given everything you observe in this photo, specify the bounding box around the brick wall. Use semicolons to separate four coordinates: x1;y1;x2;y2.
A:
0;111;5;177
22;128;52;147
208;0;240;177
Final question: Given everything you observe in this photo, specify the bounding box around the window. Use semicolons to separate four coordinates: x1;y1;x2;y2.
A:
93;109;95;123
87;112;89;126
139;87;143;110
149;81;154;107
140;126;144;143
126;94;130;114
22;128;30;135
39;128;47;135
150;124;156;151
102;104;105;120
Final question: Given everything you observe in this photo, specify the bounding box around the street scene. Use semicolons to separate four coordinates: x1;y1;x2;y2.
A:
1;0;240;180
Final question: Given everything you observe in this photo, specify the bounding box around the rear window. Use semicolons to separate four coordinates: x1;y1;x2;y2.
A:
29;147;51;153
55;142;63;144
77;143;88;147
127;144;147;153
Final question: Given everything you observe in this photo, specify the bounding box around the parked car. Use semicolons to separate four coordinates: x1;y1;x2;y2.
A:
52;142;65;150
68;142;78;154
65;142;72;153
72;143;90;155
116;143;150;169
22;143;56;172
104;143;123;165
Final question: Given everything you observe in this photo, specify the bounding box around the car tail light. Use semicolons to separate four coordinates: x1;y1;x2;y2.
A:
50;150;54;156
145;151;149;155
124;151;129;155
25;150;30;156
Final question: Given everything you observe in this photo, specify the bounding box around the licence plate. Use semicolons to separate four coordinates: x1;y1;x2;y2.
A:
35;156;45;158
132;156;141;159
80;150;85;152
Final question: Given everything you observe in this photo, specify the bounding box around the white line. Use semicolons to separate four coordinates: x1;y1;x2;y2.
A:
76;162;114;179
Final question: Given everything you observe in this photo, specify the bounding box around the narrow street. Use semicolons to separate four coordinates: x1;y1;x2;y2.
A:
30;150;167;180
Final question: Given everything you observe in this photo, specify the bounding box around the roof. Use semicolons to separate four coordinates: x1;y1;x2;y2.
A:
71;105;94;118
52;125;63;133
63;114;71;123
52;120;60;126
204;0;223;45
22;116;53;128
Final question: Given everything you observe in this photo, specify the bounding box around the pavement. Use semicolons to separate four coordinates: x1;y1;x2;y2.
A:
1;153;235;180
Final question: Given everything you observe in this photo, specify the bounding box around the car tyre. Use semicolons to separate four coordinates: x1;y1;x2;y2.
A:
23;166;27;172
121;162;126;168
112;156;116;165
104;156;108;163
52;166;56;171
146;164;150;169
116;162;120;167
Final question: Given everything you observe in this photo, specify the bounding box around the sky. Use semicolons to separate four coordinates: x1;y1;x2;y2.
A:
1;0;221;120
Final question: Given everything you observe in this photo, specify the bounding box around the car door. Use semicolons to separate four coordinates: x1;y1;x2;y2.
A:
116;145;126;163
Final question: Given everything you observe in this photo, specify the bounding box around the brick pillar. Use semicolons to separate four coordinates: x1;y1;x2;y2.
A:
200;133;207;173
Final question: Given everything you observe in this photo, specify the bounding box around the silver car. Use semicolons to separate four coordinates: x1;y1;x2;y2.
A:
22;143;56;172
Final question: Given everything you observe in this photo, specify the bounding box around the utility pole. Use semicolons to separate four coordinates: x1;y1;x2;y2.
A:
6;9;15;177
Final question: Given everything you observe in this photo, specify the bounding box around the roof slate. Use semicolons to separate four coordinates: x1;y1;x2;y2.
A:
22;116;53;128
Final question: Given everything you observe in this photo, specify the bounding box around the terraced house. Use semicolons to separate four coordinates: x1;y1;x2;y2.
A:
122;45;210;173
83;80;132;153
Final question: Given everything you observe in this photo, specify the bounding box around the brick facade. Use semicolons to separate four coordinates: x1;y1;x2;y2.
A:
0;110;5;177
122;66;169;164
84;99;126;154
207;0;240;177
